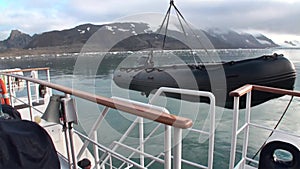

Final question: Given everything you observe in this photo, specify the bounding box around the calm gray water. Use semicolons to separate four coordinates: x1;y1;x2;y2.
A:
1;48;300;168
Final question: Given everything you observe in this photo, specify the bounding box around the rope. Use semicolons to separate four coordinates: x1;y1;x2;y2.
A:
248;95;294;164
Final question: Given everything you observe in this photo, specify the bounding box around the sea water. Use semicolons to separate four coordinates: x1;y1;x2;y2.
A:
1;48;300;168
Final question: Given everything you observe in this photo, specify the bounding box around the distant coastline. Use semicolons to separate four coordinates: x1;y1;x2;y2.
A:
3;46;300;58
1;22;283;58
0;45;81;57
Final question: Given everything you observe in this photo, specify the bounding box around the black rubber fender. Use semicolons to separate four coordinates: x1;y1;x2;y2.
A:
259;141;300;169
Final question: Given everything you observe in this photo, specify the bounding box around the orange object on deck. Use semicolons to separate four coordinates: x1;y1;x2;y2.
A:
0;78;10;105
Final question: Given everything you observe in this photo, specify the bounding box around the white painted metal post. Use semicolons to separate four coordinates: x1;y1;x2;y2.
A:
241;91;252;167
173;127;182;169
26;81;33;121
229;96;240;169
165;125;171;169
68;122;77;169
64;94;77;169
208;96;216;169
64;123;72;169
31;71;39;103
139;117;145;167
93;130;99;169
7;76;14;107
46;68;52;96
35;72;39;103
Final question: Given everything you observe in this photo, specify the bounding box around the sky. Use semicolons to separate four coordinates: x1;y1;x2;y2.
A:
0;0;300;44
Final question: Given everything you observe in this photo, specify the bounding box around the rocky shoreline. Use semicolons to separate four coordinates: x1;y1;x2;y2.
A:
0;45;82;57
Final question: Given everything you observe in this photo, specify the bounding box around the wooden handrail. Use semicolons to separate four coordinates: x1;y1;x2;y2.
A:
3;73;193;129
229;84;253;97
0;67;50;73
229;84;300;98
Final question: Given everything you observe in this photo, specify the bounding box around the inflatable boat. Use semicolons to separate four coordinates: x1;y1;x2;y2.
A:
113;53;296;108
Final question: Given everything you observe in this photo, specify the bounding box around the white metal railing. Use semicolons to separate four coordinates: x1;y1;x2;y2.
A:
229;84;300;169
5;69;300;169
76;87;216;169
2;68;51;120
102;87;216;169
150;87;216;169
1;68;204;169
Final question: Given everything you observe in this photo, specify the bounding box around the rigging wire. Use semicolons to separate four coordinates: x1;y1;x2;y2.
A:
162;11;171;50
157;0;216;65
172;5;214;64
248;95;294;165
172;0;213;60
157;1;172;34
174;5;199;66
157;0;173;50
148;0;173;67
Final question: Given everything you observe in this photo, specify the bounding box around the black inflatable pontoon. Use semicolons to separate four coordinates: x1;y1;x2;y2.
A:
113;53;296;108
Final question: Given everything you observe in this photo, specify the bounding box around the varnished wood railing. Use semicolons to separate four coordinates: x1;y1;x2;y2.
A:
229;84;300;97
3;72;192;129
0;67;50;73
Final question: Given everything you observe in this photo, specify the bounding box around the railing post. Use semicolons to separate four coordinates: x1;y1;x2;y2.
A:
31;70;39;103
165;125;171;169
241;91;252;167
68;122;77;169
63;121;72;169
7;76;14;107
229;96;240;169
62;94;78;169
93;130;99;169
46;68;52;96
208;95;216;169
173;127;182;169
139;117;145;167
26;81;33;121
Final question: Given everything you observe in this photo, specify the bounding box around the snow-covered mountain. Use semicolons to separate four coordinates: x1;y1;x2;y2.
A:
206;28;278;49
0;22;279;52
281;40;300;48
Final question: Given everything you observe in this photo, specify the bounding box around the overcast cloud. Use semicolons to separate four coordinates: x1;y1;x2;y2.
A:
0;0;299;42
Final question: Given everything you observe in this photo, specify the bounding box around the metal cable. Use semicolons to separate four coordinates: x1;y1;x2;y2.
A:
249;95;294;164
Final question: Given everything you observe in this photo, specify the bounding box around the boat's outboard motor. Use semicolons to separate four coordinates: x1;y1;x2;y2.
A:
259;139;300;169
